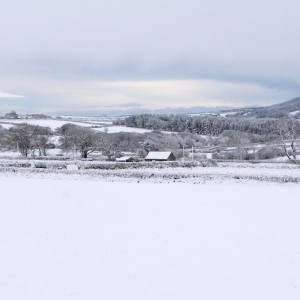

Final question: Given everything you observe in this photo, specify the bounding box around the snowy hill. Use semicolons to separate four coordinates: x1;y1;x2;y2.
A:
220;97;300;119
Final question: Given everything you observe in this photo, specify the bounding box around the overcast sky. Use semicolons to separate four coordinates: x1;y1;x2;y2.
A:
1;0;300;115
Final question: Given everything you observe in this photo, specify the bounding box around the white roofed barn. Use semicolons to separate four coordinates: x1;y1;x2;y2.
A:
145;151;176;161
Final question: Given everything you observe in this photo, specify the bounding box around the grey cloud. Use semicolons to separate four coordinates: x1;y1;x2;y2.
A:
116;102;143;108
2;57;300;93
1;0;300;112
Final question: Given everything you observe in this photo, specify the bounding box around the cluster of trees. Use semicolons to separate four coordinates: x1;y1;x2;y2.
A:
1;110;50;120
211;119;300;160
125;114;267;135
263;119;300;160
1;123;54;157
3;111;19;119
57;124;208;159
212;130;280;160
0;123;110;159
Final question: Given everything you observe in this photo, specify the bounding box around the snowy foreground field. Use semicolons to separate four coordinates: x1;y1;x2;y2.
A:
1;171;300;300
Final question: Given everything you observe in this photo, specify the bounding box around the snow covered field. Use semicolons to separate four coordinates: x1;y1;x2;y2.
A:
0;159;299;184
94;125;161;134
0;119;93;130
0;119;166;133
1;174;300;300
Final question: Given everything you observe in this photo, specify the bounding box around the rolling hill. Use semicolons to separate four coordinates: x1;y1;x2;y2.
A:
220;97;300;119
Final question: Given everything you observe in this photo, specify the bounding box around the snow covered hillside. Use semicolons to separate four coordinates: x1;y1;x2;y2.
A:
0;118;162;133
1;175;300;300
0;119;94;130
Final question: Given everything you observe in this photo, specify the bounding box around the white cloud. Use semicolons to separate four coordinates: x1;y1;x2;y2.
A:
0;90;25;98
53;79;296;109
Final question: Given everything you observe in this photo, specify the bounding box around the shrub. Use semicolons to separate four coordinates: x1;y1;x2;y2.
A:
212;153;220;159
257;147;282;159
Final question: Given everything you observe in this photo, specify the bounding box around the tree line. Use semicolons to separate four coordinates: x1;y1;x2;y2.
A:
0;123;54;157
124;114;269;135
0;123;113;159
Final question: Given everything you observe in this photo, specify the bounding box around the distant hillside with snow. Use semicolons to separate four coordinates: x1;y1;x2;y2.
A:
220;97;300;119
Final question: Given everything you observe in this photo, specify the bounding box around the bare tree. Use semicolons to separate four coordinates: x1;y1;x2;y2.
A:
136;148;147;158
96;132;116;161
31;125;53;156
56;124;98;158
5;124;33;156
0;125;7;150
264;119;300;160
4;124;53;157
219;130;251;160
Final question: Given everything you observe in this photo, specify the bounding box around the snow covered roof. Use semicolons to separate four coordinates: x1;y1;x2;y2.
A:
145;152;173;160
116;156;133;161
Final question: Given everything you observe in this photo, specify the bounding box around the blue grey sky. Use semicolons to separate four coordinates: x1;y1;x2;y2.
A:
1;0;300;115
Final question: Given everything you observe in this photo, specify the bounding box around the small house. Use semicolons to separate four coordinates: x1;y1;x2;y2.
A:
145;151;176;161
116;156;135;162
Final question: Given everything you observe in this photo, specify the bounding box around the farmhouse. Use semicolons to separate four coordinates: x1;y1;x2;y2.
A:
116;156;135;162
145;151;176;161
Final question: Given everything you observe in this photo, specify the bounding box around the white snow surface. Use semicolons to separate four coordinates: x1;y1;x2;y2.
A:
0;120;172;134
0;159;299;183
146;151;173;160
1;173;300;300
289;110;300;116
116;156;133;161
94;125;154;133
0;151;21;158
95;126;172;134
0;119;93;130
219;111;237;117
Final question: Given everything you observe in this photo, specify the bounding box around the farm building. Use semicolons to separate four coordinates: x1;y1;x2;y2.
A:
145;151;176;161
116;156;135;162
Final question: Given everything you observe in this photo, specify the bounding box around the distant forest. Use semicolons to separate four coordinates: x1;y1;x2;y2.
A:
124;114;269;136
